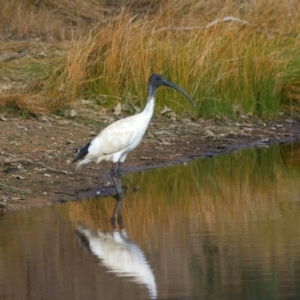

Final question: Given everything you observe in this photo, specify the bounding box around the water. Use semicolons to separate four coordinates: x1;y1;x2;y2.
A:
1;143;300;300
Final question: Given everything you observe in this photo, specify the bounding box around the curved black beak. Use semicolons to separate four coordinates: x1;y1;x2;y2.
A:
161;77;195;108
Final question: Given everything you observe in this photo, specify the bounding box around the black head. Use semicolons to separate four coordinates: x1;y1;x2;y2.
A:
148;73;195;108
148;73;169;89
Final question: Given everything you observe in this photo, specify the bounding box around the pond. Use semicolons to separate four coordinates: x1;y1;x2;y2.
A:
1;143;300;300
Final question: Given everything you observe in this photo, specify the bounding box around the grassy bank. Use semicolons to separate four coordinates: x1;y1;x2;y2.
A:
0;0;300;119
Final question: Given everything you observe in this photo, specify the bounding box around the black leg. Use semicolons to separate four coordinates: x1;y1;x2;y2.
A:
116;162;124;177
110;163;118;177
109;162;124;227
110;163;123;198
117;213;123;229
110;198;123;229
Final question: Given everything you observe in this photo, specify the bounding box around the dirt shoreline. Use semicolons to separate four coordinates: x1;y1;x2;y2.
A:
1;115;300;213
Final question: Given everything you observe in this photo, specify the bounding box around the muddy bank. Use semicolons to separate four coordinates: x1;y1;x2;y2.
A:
1;114;300;213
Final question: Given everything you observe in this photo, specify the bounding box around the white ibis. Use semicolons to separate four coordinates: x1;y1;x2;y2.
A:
72;73;195;200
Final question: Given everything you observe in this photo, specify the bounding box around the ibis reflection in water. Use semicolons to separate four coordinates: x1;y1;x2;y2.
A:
72;74;195;221
75;205;157;299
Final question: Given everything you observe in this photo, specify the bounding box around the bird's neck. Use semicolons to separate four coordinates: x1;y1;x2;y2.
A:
142;86;156;118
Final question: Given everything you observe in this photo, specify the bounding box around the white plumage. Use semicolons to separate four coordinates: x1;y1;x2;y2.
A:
75;100;154;170
76;222;157;299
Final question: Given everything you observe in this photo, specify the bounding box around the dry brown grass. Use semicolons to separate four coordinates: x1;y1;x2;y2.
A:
0;0;106;41
1;0;300;117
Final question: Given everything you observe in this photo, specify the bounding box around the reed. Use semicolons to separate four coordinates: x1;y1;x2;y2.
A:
1;0;300;118
49;1;300;118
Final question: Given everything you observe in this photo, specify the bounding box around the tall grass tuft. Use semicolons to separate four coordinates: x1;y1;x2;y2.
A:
50;1;300;119
1;0;300;118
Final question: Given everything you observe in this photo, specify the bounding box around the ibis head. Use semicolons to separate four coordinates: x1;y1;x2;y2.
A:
148;73;195;108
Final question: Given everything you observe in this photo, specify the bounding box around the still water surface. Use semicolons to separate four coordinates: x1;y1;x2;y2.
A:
1;143;300;299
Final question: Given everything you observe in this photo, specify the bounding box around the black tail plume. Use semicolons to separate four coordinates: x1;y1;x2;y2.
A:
72;142;91;163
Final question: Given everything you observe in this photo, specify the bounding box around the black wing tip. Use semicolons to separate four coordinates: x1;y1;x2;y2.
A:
72;142;91;163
